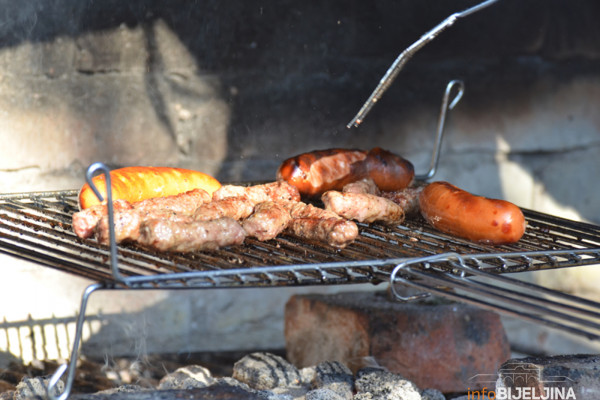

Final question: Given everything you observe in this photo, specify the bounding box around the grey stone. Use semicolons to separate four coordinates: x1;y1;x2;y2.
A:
232;352;302;390
354;368;421;400
420;388;445;400
15;376;64;400
306;388;347;400
96;385;148;395
157;364;213;390
496;354;600;399
313;361;354;400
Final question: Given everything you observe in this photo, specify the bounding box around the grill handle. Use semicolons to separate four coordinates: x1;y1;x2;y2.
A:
415;79;464;181
85;162;128;285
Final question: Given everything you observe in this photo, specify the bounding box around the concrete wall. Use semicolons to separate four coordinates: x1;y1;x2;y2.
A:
1;0;600;364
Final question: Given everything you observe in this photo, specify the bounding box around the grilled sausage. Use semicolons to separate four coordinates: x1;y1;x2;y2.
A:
363;147;414;192
78;166;221;210
419;181;526;245
277;148;369;197
277;148;414;197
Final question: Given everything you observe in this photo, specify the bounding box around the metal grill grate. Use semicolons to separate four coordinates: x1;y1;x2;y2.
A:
1;190;600;288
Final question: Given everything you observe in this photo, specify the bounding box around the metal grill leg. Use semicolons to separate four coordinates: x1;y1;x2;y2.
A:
46;283;105;400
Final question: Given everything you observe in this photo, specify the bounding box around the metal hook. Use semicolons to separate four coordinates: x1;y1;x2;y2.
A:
416;79;465;181
84;162;127;285
347;0;500;128
389;258;431;302
389;253;466;301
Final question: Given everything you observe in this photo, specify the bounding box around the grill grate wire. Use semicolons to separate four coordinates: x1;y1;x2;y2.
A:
2;190;600;287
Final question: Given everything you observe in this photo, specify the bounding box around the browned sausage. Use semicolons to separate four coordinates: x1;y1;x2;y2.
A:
277;148;414;197
419;181;526;245
276;148;368;197
364;147;414;191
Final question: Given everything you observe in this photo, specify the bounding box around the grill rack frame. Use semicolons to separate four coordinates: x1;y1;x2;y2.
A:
2;188;600;289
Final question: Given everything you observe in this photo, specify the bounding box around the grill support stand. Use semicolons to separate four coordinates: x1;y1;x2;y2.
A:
47;283;105;400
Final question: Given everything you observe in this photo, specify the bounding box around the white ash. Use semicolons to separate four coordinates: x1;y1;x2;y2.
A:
354;367;422;400
306;388;348;400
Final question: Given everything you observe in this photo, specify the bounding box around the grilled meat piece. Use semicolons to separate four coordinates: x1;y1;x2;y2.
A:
380;186;424;216
342;177;380;195
242;201;292;241
72;199;133;239
95;209;193;245
138;217;246;252
322;190;405;225
288;201;341;220
133;188;212;213
194;196;255;221
213;181;301;204
286;217;358;248
284;201;358;247
72;188;210;240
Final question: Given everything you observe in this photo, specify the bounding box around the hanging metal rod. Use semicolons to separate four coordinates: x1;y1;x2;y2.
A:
347;0;500;128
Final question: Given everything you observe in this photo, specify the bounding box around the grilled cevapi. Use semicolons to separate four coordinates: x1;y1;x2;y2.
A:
138;217;246;252
321;191;405;225
318;178;422;226
242;201;292;241
213;181;301;204
73;188;211;241
277;147;414;197
285;202;359;248
194;196;255;221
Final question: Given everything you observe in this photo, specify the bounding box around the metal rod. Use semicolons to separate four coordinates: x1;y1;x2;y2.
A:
46;283;105;400
416;79;464;180
347;0;500;128
85;162;127;285
389;253;600;340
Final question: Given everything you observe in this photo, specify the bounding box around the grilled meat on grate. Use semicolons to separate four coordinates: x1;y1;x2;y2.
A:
194;196;255;221
381;186;424;216
213;181;301;204
341;177;380;195
286;217;358;249
95;209;193;245
321;190;405;225
138;217;247;252
133;188;212;213
72;199;133;239
242;201;292;241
